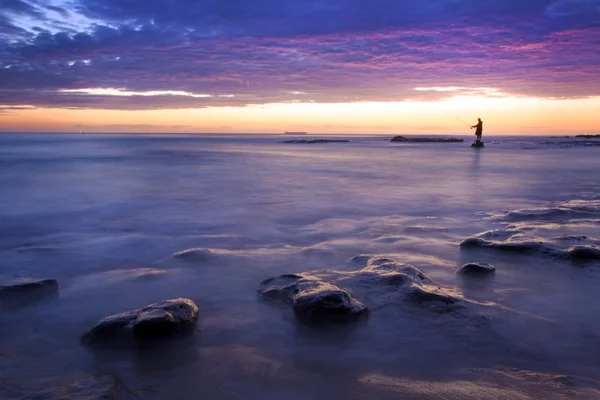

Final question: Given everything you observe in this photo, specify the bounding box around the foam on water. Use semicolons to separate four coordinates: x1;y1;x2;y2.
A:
1;133;599;399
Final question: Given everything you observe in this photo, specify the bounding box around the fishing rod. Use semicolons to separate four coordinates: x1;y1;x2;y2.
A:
440;109;472;127
453;115;472;127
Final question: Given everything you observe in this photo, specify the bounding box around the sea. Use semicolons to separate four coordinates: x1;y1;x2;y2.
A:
1;133;599;399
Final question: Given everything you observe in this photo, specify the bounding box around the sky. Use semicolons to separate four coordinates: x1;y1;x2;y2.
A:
0;0;599;134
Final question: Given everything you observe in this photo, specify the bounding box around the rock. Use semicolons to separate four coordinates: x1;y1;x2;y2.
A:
457;263;496;275
172;248;215;260
460;237;492;248
575;134;600;139
460;236;548;253
391;136;463;143
404;285;462;313
293;281;367;322
349;254;372;264
82;298;199;344
258;275;367;322
258;257;472;321
0;278;58;301
566;246;600;260
463;201;600;264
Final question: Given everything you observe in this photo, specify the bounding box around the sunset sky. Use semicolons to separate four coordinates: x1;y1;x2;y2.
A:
1;0;599;134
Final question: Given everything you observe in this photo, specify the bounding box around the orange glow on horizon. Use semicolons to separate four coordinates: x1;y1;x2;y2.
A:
1;96;599;135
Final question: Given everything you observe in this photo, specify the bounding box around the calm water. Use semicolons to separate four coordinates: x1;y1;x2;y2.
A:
1;134;600;399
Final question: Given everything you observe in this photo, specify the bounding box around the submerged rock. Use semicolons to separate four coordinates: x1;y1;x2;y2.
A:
82;298;199;344
460;236;546;253
0;278;58;301
457;263;496;275
461;211;600;262
404;285;461;313
172;248;215;261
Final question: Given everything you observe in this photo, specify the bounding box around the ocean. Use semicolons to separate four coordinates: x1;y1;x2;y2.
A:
1;133;599;399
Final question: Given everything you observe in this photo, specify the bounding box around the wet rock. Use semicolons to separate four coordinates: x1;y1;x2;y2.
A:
493;200;600;222
259;257;470;321
460;236;549;253
293;281;367;321
349;254;372;264
566;246;600;260
365;257;396;266
460;237;492;248
258;274;303;300
462;216;600;262
258;275;367;322
457;263;496;275
0;278;58;301
82;298;199;344
404;285;462;313
463;200;600;265
172;248;215;261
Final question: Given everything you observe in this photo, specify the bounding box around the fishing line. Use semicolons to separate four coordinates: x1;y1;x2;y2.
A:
438;109;472;127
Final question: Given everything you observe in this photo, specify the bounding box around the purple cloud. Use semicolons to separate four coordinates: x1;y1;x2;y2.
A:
0;0;598;109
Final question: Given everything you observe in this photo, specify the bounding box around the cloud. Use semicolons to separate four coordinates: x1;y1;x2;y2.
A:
0;0;598;110
60;88;214;98
547;0;600;17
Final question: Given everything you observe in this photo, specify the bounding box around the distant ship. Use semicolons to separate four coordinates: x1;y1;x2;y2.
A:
284;131;308;135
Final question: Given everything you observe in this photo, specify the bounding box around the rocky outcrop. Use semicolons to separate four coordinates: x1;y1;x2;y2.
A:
258;257;468;321
0;278;58;301
575;134;600;139
391;136;463;143
82;298;199;344
457;263;496;275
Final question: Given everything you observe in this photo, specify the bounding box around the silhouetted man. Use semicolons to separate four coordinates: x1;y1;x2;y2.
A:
471;118;483;143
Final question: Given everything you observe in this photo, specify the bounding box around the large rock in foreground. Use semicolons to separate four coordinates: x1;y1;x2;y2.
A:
0;278;58;301
82;298;199;344
259;275;367;322
258;257;469;322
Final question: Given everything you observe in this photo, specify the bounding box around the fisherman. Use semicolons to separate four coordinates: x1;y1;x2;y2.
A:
471;118;483;143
